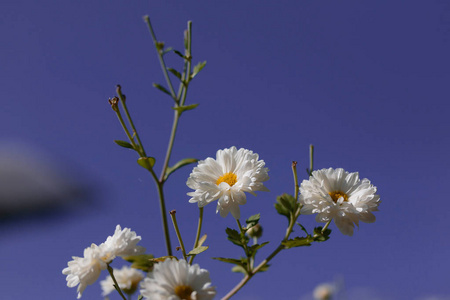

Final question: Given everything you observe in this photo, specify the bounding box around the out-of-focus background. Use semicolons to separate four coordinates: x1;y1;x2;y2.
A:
1;1;449;299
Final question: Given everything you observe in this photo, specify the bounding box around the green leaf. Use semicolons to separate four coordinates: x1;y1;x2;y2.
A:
212;257;244;265
232;265;248;275
256;264;270;273
138;296;144;300
137;157;156;171
114;140;134;150
172;103;199;114
282;237;313;249
173;49;185;58
167;68;181;80
187;246;208;256
275;202;290;219
123;254;155;272
297;222;309;235
225;227;249;248
246;213;261;228
153;83;171;96
165;158;198;180
162;47;173;55
248;241;269;258
198;234;207;247
191;61;207;79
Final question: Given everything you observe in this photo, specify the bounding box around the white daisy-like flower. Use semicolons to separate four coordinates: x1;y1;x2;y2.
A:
187;146;269;219
299;168;380;236
62;244;106;299
100;265;144;297
62;225;145;298
140;259;216;300
99;225;146;263
313;283;335;300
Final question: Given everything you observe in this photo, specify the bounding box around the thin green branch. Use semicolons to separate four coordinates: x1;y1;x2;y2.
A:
170;210;187;260
143;16;178;103
189;207;204;264
107;264;127;300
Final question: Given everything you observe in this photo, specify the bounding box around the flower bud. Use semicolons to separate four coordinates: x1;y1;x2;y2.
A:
246;223;263;238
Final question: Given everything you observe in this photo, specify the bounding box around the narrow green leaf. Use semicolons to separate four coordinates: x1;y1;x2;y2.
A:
225;227;247;247
232;265;248;275
282;237;313;249
123;254;155;272
153;83;171;96
297;222;309;235
198;234;207;247
172;103;199;114
162;47;174;55
173;49;185;58
246;213;261;227
187;246;208;256
212;257;244;265
137;157;156;171
165;158;198;180
114;140;134;150
191;61;207;79
256;264;270;273
167;68;181;80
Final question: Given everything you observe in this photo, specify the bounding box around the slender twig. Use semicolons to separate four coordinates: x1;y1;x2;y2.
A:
143;16;178;102
159;111;181;182
309;144;314;176
107;264;127;300
189;207;204;264
292;161;299;200
321;219;332;233
170;210;187;260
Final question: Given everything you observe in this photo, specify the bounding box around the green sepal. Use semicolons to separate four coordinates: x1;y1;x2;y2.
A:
172;103;199;114
282;236;313;249
313;227;332;242
275;194;299;220
137;157;156;170
153;83;171;96
246;213;260;228
123;254;155;272
167;68;181;80
191;61;207;79
187;246;208;256
165;158;198;181
114;140;134;150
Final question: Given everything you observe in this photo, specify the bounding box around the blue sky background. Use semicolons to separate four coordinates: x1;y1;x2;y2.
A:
1;1;449;299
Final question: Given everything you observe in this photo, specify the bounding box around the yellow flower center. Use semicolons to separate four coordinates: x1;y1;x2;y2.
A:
174;285;194;300
216;172;237;187
328;191;348;203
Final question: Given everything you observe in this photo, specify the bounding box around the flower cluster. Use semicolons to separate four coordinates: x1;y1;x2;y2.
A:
299;168;380;236
140;259;216;300
62;225;145;298
187;146;269;219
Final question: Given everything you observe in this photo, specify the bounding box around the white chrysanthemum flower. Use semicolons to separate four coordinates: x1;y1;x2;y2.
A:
63;225;145;298
313;283;335;300
187;146;269;219
140;259;216;300
100;265;144;297
62;244;106;299
99;225;146;263
299;168;380;236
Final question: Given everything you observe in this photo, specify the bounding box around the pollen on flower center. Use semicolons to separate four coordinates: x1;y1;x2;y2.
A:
328;191;348;203
174;285;194;300
216;172;237;187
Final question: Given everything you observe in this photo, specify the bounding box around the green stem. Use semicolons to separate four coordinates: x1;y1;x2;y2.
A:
170;210;187;260
113;107;138;151
189;207;204;264
309;144;314;176
322;219;332;233
154;179;173;256
116;85;147;156
107;264;127;300
143;16;178;103
292;161;299;201
159;111;180;182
